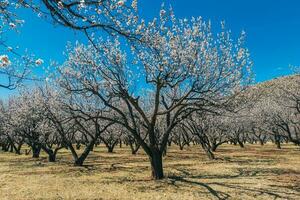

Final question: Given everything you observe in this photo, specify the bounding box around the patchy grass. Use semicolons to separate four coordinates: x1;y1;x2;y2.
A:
0;144;299;200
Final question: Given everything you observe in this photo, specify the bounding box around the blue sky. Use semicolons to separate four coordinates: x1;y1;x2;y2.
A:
1;0;300;96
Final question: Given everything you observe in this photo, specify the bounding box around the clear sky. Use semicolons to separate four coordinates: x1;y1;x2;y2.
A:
1;0;300;96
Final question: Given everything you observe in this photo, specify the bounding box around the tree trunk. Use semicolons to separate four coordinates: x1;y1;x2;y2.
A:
2;144;9;152
76;143;81;150
274;134;281;149
42;147;58;162
179;145;184;150
74;140;95;166
129;142;135;154
108;147;114;153
129;142;140;155
211;143;217;152
205;149;215;160
200;141;215;160
32;145;41;158
74;157;84;166
48;152;56;162
9;144;14;152
15;143;23;155
149;150;164;180
238;141;244;148
259;140;264;146
275;140;281;149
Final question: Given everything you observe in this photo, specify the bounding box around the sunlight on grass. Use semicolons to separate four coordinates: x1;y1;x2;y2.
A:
0;144;299;200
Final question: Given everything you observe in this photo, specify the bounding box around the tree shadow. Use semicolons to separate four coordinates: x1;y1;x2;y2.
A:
168;175;230;200
209;182;294;200
169;168;299;200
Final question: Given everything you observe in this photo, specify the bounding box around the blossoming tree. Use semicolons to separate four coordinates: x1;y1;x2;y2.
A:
56;8;252;179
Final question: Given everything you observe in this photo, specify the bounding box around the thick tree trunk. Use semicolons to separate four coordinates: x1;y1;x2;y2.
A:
74;140;95;166
74;157;85;166
149;151;164;180
2;144;9;152
48;153;56;162
32;145;41;158
42;147;58;162
107;147;114;153
211;143;217;152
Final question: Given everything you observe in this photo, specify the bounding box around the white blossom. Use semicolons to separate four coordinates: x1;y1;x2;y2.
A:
117;0;125;7
9;22;16;28
0;55;11;67
35;58;44;66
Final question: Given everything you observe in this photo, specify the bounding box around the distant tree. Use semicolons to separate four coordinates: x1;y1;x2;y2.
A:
5;88;65;161
183;113;229;160
249;77;300;148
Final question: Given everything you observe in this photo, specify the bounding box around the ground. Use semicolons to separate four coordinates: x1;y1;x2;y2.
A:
0;144;299;200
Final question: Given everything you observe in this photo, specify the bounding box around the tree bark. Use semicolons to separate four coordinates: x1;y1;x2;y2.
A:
74;140;95;166
107;147;114;153
149;150;164;180
32;145;41;158
48;153;56;162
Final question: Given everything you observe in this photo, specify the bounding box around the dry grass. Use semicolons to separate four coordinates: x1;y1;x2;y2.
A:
0;144;299;200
